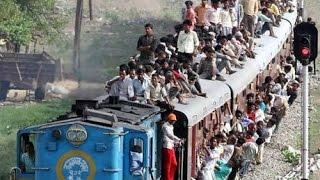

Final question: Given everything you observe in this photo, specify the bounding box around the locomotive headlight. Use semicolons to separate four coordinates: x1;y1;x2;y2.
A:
66;124;88;146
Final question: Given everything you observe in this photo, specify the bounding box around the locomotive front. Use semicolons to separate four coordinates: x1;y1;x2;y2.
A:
11;100;162;180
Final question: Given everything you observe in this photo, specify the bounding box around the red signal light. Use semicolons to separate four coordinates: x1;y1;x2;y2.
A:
301;47;310;58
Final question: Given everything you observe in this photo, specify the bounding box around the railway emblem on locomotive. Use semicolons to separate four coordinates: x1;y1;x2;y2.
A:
63;156;89;179
56;150;96;180
66;124;88;146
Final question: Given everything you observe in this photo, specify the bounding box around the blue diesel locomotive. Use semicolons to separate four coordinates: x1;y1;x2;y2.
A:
11;100;166;180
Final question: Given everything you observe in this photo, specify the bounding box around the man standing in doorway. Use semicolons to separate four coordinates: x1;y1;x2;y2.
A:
162;113;183;180
137;23;157;65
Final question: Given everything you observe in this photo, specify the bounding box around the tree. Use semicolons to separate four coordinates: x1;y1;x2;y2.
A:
0;0;67;52
0;0;32;51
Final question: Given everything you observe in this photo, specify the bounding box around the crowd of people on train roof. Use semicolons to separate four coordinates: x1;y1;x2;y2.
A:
105;0;300;179
105;0;297;107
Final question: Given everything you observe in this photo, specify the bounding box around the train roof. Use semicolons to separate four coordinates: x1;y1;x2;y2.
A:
255;5;297;70
175;1;297;126
225;5;297;98
73;100;161;124
174;79;231;127
19;100;161;133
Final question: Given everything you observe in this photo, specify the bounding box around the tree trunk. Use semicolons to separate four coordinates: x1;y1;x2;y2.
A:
89;0;93;21
33;39;37;53
73;0;83;85
25;44;30;54
15;43;20;53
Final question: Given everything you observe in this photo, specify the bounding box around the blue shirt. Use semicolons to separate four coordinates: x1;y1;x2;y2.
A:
259;102;267;112
132;78;150;97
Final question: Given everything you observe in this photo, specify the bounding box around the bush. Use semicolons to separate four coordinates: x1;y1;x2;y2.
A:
281;149;300;165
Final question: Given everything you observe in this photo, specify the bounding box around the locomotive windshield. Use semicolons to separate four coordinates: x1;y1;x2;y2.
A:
18;133;36;174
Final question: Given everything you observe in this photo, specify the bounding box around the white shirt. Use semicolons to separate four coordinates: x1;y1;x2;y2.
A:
255;109;265;122
265;126;275;143
21;153;35;173
144;83;167;102
162;122;180;149
159;42;172;58
194;52;206;64
242;142;258;161
177;30;200;54
109;77;134;100
205;7;221;25
221;144;235;162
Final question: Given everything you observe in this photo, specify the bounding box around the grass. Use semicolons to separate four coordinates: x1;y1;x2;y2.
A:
0;99;72;134
0;99;73;179
309;60;320;179
309;83;320;154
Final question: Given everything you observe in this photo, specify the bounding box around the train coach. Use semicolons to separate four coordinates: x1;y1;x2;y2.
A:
10;1;298;180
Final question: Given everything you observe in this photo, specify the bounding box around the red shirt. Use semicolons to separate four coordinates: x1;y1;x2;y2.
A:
185;8;197;25
246;111;256;121
172;70;183;80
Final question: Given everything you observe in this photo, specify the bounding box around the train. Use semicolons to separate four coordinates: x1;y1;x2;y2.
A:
10;1;298;180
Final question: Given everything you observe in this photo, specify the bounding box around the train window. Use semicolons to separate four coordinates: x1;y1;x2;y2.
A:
198;120;204;130
19;134;36;174
129;138;144;176
149;138;153;167
242;90;246;97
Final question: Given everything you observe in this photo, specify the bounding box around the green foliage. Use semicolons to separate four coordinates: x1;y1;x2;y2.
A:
0;99;72;134
0;133;17;179
281;149;300;165
0;0;67;47
0;0;31;45
105;10;120;23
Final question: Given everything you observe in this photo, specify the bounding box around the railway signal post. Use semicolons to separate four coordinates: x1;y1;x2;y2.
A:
294;22;318;180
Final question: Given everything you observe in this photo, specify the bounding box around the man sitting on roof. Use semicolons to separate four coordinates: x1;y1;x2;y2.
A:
108;64;135;101
132;68;150;103
198;46;226;81
219;36;244;69
256;8;277;37
144;73;174;111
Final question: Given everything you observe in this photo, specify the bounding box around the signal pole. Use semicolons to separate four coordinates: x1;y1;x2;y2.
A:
302;64;309;179
294;18;318;180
